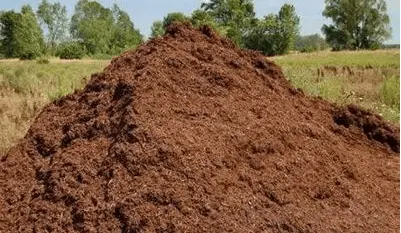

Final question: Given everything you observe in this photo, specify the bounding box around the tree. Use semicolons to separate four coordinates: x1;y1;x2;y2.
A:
0;5;44;59
150;20;165;38
191;9;227;35
295;34;329;52
16;5;45;59
70;1;142;55
0;11;20;57
56;41;85;59
276;4;300;53
37;0;68;54
162;12;190;29
70;0;114;54
322;0;391;50
201;0;256;46
110;4;143;54
244;4;299;56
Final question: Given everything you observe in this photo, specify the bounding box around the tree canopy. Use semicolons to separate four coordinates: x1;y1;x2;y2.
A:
322;0;391;50
0;5;44;59
110;4;143;54
201;0;256;46
295;34;329;52
162;12;190;29
37;0;68;54
191;9;227;35
244;4;300;56
150;20;165;38
1;0;393;59
150;12;190;38
70;0;142;55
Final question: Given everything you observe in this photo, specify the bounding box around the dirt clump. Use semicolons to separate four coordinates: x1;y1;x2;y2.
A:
0;23;399;232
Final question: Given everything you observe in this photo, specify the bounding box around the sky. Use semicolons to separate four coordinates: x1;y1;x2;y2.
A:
0;0;399;44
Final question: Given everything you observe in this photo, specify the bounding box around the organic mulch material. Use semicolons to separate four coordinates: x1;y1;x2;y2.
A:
1;23;399;233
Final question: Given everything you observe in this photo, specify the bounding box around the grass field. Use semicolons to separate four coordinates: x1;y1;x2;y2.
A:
0;59;108;154
272;49;400;123
0;50;399;154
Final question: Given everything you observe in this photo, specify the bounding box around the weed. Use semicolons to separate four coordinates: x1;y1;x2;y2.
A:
380;76;400;109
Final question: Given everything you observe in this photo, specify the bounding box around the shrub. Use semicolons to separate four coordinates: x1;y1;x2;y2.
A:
36;57;50;64
56;42;85;59
19;51;40;60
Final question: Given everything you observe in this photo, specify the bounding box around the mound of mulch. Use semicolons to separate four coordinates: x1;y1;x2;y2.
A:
1;23;399;233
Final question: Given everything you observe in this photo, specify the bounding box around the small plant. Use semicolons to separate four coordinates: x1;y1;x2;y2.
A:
380;76;400;109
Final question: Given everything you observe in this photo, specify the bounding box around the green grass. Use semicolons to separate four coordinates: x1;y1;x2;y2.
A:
272;49;400;123
274;49;400;68
0;59;108;154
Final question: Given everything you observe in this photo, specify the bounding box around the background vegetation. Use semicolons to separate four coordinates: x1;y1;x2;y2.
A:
0;0;394;59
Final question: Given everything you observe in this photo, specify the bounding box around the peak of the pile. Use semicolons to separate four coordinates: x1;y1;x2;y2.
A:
165;22;219;39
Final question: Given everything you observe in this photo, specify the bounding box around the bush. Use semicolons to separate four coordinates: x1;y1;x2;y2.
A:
19;51;40;60
36;57;50;64
56;42;85;59
295;34;329;53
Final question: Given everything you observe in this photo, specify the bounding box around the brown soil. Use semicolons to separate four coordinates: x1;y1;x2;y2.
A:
1;23;399;233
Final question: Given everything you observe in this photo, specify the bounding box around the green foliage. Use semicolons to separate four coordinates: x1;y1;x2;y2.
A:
244;4;300;56
295;34;329;52
201;0;256;46
110;4;143;54
150;20;165;38
380;76;400;109
37;0;68;55
70;0;114;54
148;2;299;55
70;0;142;55
16;6;45;60
36;57;50;64
162;12;190;29
322;0;391;50
381;44;400;49
56;41;85;59
0;11;20;58
150;12;191;39
191;9;227;35
0;6;45;60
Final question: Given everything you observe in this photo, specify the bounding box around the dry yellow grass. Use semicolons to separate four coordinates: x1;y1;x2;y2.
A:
0;60;108;154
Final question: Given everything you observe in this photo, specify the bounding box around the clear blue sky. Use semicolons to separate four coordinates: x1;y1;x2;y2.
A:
0;0;399;43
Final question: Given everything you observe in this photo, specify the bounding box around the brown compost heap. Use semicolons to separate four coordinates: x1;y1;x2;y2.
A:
1;23;399;233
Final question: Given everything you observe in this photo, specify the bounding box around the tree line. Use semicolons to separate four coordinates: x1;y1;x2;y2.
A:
0;0;392;60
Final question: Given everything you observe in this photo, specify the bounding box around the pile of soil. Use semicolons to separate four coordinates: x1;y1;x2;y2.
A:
1;23;399;232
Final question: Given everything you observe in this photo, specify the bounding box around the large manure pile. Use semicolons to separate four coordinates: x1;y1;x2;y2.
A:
1;24;399;232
